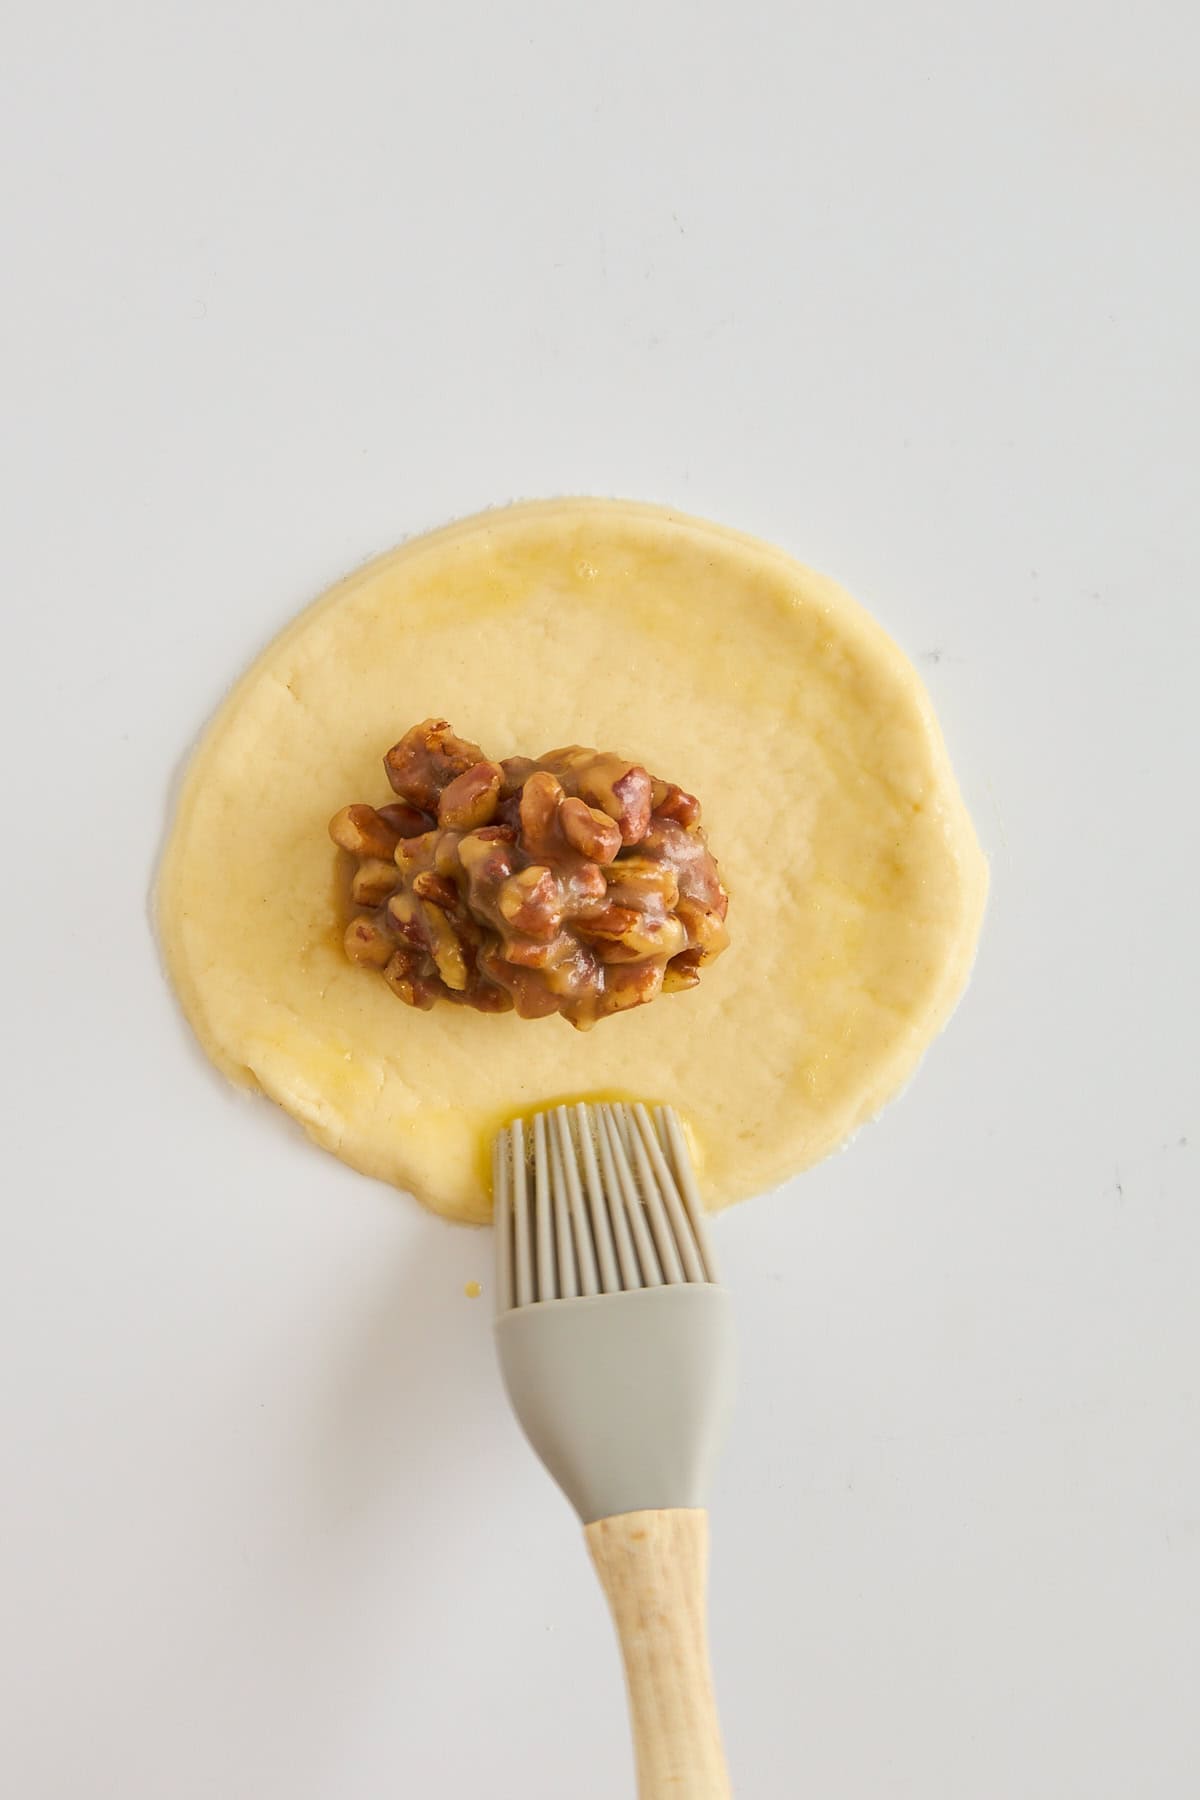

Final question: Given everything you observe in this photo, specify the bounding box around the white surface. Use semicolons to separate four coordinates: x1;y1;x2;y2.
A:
2;4;1197;1795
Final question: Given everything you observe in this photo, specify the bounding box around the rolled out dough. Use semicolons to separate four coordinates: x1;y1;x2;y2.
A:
159;500;987;1222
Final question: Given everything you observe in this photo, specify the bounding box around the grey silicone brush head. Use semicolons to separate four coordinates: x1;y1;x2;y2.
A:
492;1102;735;1525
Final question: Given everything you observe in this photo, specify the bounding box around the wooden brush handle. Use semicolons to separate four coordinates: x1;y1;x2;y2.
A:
585;1508;731;1798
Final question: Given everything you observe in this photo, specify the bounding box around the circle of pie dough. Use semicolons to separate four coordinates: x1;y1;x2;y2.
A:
159;500;987;1222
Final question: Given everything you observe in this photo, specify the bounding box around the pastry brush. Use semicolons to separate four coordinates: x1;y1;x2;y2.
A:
493;1101;735;1799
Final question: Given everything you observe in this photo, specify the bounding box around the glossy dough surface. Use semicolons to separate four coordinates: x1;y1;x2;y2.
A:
159;500;987;1222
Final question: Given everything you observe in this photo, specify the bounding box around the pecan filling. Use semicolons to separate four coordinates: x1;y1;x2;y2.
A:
329;719;729;1029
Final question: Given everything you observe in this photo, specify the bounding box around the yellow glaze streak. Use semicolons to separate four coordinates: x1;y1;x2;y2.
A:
158;500;987;1223
474;1089;655;1194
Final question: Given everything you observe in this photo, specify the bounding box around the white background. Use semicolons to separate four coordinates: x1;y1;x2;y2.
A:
2;5;1197;1796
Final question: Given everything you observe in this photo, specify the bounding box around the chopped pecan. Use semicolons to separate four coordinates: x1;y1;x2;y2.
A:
499;755;537;798
650;780;702;829
343;915;395;967
433;834;464;879
641;815;728;912
478;941;564;1017
601;960;665;1013
517;770;565;858
676;896;730;963
384;718;484;809
507;982;566;1020
376;801;433;838
573;902;641;942
497;865;562;940
458;828;518;891
421;901;470;991
599;913;689;962
383;949;440;1010
455;978;515;1014
662;949;703;992
559;796;622;864
577;757;653;845
412;870;460;911
385;890;429;949
502;932;574;970
542;939;603;1001
329;804;400;861
562;860;607;910
604;856;680;913
351;857;404;906
438;760;503;831
393;829;439;875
